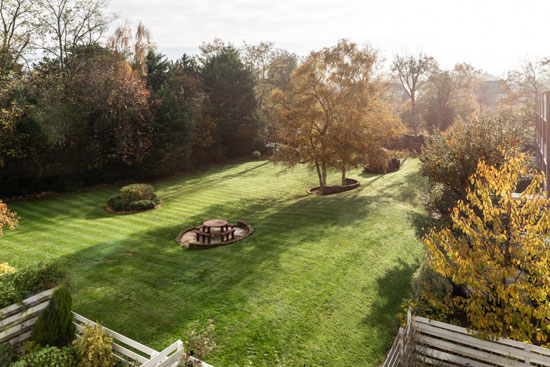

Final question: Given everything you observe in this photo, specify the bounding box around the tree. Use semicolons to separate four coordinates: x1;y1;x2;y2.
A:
391;52;436;135
108;21;153;77
272;40;402;192
424;152;550;343
419;115;527;217
500;58;550;131
422;63;481;131
0;0;38;73
37;0;113;73
0;200;17;235
200;44;259;157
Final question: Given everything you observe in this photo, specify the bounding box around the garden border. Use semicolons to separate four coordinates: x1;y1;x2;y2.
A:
306;178;360;196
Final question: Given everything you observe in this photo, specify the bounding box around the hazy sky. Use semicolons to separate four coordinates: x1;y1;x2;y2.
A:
108;0;550;77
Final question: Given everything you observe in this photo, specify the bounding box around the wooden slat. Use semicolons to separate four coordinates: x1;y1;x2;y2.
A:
418;334;530;367
0;315;39;343
141;340;183;367
420;344;497;367
413;320;550;365
8;329;32;345
155;348;186;367
72;312;158;357
415;316;550;356
0;300;49;330
0;288;54;319
112;343;149;364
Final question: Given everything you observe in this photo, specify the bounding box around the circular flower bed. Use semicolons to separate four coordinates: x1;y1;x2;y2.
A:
307;178;360;196
106;184;162;214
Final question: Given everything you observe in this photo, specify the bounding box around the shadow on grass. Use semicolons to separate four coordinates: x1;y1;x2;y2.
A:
60;192;387;348
362;259;420;362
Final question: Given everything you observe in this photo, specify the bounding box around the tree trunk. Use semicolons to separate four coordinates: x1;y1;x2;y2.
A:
315;160;325;194
341;164;346;185
411;94;418;136
321;163;327;194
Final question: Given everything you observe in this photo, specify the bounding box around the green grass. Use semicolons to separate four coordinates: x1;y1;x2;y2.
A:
0;158;429;366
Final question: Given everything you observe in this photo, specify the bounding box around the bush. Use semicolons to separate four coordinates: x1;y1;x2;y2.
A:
31;285;75;347
107;196;126;212
10;345;79;367
411;265;453;319
419;115;528;218
73;323;114;367
0;261;65;308
0;342;17;367
128;200;156;211
363;149;400;174
120;184;154;203
0;263;16;276
252;151;261;159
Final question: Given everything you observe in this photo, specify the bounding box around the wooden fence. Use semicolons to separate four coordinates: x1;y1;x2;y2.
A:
384;310;550;367
1;288;213;367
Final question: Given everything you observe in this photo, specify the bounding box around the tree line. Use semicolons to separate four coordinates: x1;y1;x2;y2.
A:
0;0;542;199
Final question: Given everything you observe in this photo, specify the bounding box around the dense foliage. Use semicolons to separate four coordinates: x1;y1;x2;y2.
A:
0;262;65;308
9;345;79;367
419;115;528;216
32;285;76;347
107;183;160;212
423;152;550;343
73;323;114;367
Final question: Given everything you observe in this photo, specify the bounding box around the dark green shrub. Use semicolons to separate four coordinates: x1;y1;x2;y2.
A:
411;265;453;318
0;342;17;367
107;196;126;212
120;184;154;203
252;151;261;159
128;200;156;211
31;285;75;347
0;262;65;308
10;345;78;367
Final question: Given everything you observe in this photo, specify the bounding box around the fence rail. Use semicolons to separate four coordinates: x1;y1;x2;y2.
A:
0;288;213;367
383;311;550;367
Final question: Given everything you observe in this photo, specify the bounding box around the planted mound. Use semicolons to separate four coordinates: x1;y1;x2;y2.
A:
363;157;401;174
307;178;360;196
106;184;162;214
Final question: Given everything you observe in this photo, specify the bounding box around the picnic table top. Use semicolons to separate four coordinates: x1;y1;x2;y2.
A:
203;219;228;227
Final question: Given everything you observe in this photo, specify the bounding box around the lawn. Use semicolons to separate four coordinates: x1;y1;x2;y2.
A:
0;158;428;366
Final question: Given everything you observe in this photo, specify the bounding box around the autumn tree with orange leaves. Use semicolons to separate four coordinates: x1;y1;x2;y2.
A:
271;40;402;194
423;151;550;343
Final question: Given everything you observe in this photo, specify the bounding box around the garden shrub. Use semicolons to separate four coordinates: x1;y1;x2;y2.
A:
73;323;114;367
0;261;65;308
363;149;401;174
419;115;527;218
120;184;154;203
31;285;75;347
128;200;156;211
0;263;16;276
10;345;79;367
252;151;261;159
108;185;160;212
0;342;17;367
411;264;453;319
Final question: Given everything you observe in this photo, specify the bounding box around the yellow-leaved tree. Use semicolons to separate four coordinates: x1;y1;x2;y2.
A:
424;151;550;343
271;39;403;194
0;200;17;236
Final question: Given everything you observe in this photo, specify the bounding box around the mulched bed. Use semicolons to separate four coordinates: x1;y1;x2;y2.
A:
306;178;360;196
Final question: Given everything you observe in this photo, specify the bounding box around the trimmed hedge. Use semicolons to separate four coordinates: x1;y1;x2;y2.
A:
120;184;154;203
0;262;65;308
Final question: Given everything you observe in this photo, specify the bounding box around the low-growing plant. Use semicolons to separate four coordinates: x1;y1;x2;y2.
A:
252;151;261;159
0;263;16;276
32;285;75;347
10;345;79;367
0;342;17;367
128;199;156;211
120;184;154;203
73;323;114;367
0;261;65;308
183;321;216;361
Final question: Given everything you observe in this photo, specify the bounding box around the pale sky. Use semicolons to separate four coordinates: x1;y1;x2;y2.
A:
108;0;550;77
